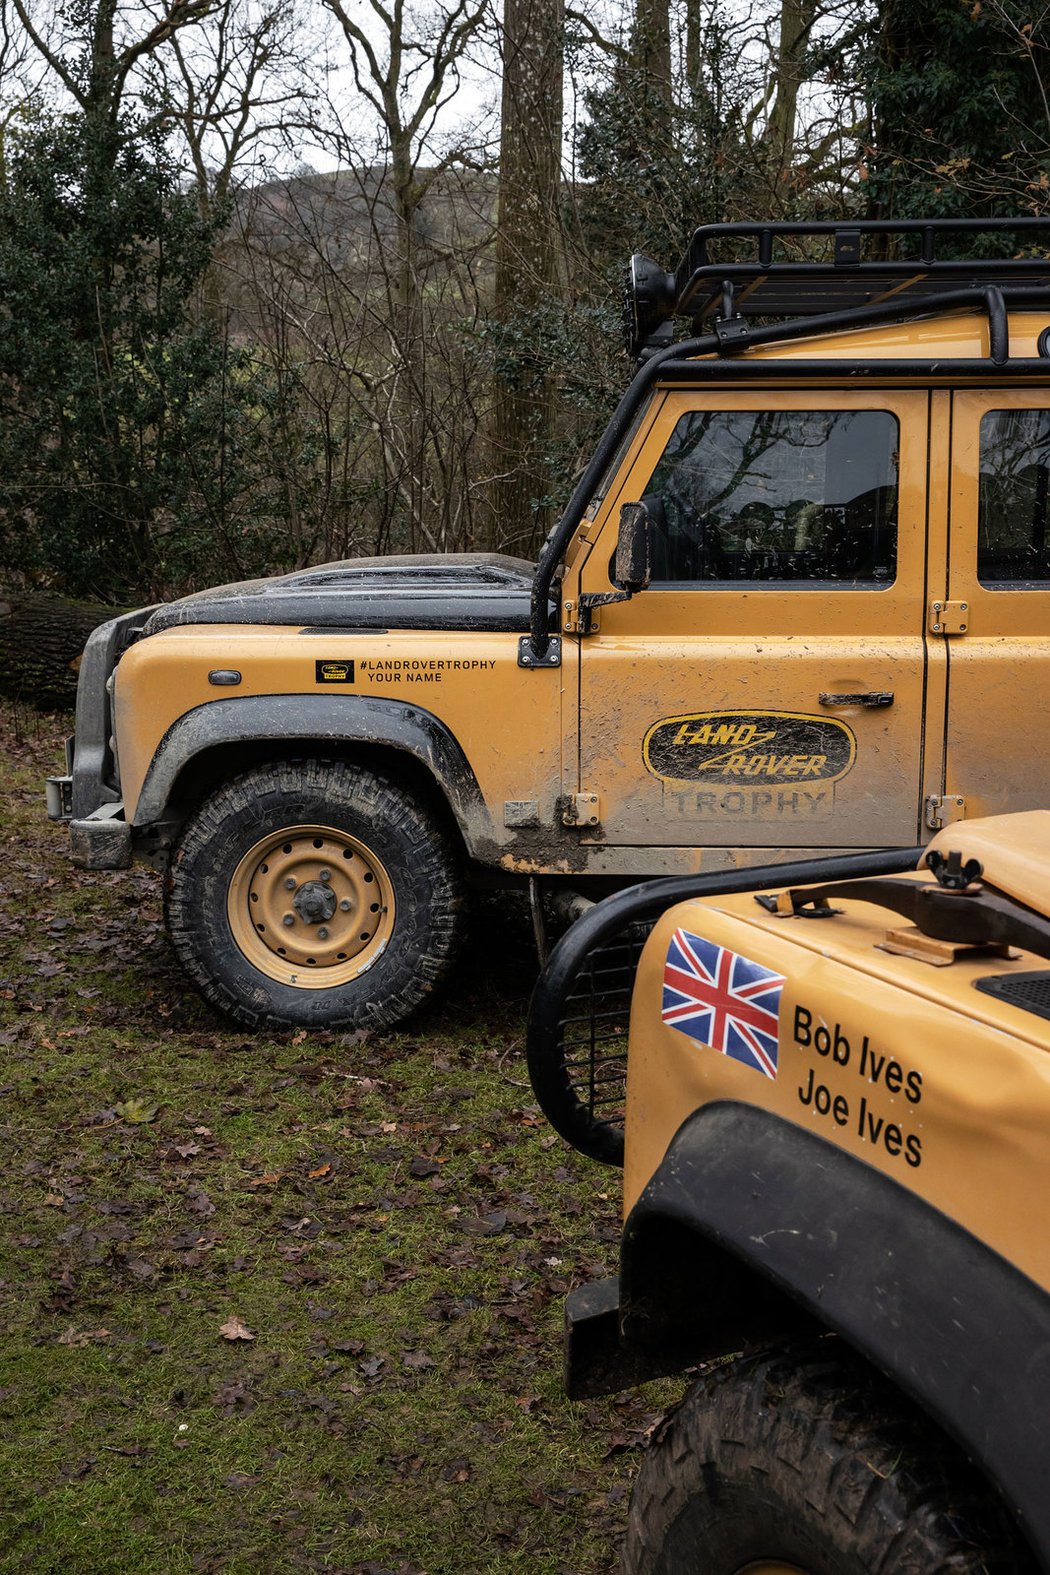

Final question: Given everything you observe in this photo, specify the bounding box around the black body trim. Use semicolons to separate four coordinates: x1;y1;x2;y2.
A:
605;1103;1050;1566
72;606;158;819
133;694;492;851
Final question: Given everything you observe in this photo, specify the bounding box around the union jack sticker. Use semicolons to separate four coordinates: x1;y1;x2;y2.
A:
662;929;785;1080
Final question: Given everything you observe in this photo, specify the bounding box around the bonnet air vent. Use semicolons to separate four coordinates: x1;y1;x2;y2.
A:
975;971;1050;1024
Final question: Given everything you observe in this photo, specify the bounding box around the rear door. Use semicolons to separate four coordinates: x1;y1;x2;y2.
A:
573;388;932;850
943;391;1050;817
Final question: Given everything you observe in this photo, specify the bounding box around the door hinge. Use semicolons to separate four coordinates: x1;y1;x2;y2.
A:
565;591;630;635
562;791;601;828
929;600;969;635
925;793;967;830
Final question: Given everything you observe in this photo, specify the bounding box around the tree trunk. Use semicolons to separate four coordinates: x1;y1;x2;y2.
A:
631;0;673;127
767;0;817;178
491;0;564;556
0;595;120;708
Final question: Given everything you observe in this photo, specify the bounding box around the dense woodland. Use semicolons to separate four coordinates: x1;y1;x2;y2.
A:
0;0;1049;606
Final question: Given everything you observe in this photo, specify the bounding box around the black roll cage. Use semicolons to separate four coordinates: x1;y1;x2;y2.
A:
527;216;1050;662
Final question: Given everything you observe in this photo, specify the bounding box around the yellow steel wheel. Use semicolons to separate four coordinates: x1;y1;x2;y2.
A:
167;759;464;1031
226;823;395;989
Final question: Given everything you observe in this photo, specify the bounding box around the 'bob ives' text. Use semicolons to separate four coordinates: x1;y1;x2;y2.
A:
793;1006;923;1168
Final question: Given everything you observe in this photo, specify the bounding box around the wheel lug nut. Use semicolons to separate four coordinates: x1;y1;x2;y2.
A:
319;868;331;882
339;899;351;912
282;914;295;927
284;877;297;890
317;927;329;940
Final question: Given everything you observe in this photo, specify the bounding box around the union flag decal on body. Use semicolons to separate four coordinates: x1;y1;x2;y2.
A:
662;930;785;1079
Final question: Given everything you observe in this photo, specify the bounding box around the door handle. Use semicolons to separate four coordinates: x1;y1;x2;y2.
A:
819;691;894;708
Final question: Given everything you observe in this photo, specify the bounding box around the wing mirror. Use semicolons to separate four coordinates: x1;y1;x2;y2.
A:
614;501;652;593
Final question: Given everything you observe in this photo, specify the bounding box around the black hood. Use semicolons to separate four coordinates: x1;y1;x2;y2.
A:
143;554;550;636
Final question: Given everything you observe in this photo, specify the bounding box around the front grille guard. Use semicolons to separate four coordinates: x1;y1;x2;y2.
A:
525;846;924;1168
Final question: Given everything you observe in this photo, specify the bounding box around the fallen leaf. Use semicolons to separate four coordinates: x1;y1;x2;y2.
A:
187;1185;215;1217
456;1210;507;1237
249;1172;284;1188
57;1327;111;1347
124;1256;157;1282
114;1097;159;1124
218;1315;255;1342
307;1163;331;1179
43;1193;65;1208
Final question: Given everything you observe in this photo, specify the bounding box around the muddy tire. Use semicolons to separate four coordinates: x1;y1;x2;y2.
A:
624;1341;1031;1575
165;759;464;1030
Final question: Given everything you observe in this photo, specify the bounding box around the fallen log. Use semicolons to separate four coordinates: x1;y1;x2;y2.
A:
0;594;124;709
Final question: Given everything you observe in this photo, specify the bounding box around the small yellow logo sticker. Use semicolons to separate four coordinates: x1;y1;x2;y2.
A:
315;660;355;684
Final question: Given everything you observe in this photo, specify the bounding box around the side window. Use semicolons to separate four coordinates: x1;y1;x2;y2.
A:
978;409;1050;585
642;409;899;585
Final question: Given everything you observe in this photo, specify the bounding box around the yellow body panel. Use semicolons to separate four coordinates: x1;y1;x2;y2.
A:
570;388;930;848
748;310;1050;364
624;830;1050;1290
114;626;564;857
110;309;1050;879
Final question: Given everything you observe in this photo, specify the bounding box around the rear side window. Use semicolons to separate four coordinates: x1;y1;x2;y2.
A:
978;409;1050;585
643;408;899;586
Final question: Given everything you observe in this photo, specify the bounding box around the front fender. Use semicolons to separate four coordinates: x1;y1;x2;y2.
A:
132;693;492;852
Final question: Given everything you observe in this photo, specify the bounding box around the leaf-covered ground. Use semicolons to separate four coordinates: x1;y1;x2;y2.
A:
0;703;672;1574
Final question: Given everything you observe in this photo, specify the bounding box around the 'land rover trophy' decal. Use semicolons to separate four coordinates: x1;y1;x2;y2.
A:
644;710;857;787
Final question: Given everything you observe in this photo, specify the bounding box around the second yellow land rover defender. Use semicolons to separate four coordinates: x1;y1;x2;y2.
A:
526;811;1050;1571
47;218;1050;1029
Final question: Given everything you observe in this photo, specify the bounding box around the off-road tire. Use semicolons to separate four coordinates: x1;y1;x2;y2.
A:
624;1341;1032;1575
165;759;464;1030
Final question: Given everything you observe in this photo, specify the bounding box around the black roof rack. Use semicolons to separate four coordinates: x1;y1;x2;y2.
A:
677;217;1050;321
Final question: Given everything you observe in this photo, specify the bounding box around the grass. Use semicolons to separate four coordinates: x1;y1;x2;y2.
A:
0;701;671;1574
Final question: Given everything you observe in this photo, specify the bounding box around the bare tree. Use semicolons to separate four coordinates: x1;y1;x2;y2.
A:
310;0;491;546
491;0;564;554
3;0;214;126
163;0;321;218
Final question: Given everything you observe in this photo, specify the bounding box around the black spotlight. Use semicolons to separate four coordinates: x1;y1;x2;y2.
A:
622;254;677;360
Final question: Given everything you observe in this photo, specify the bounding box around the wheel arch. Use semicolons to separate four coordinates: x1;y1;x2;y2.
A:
611;1102;1050;1567
131;694;493;858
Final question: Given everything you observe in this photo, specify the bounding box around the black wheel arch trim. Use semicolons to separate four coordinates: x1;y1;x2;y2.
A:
613;1101;1050;1567
132;694;492;850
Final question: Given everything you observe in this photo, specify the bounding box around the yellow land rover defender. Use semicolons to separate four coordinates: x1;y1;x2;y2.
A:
526;813;1050;1572
46;218;1050;1029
